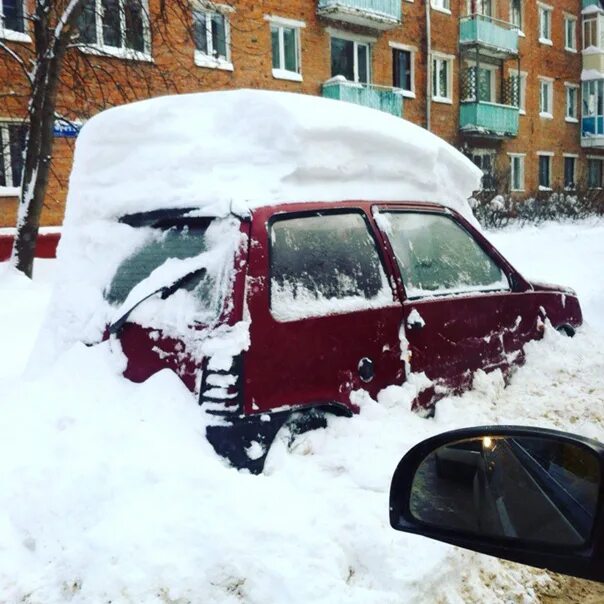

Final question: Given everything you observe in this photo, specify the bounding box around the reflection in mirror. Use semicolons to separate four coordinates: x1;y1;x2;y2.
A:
410;436;601;547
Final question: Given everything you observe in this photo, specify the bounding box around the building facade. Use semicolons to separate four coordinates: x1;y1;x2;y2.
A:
1;0;603;228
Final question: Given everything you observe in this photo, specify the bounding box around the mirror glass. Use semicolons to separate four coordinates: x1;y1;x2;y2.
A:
410;435;601;546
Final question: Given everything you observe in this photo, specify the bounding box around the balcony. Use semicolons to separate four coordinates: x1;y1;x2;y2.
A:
460;101;519;138
322;78;402;117
317;0;401;30
582;117;604;148
459;15;519;58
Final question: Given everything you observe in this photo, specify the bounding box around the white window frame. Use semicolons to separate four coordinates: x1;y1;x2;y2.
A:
538;76;554;118
509;0;523;33
0;120;25;196
565;83;579;122
466;60;497;103
79;0;152;62
538;3;553;45
432;52;454;104
508;69;527;114
469;148;496;191
563;153;578;190
537;152;554;190
328;29;374;85
564;14;577;52
266;15;305;82
431;0;451;14
583;16;601;50
508;153;525;192
193;4;233;71
390;42;416;99
0;0;29;42
587;156;604;189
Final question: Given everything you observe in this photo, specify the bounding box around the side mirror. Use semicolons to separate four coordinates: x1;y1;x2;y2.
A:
390;426;604;582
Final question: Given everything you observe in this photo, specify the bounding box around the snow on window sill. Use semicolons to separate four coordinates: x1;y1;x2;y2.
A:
510;188;525;193
432;96;452;105
272;68;303;82
0;186;20;198
565;116;579;123
79;44;153;63
538;185;552;191
539;111;553;119
194;51;234;71
565;46;578;53
0;28;31;43
519;109;526;115
395;89;416;99
539;37;553;46
517;30;526;38
431;5;452;15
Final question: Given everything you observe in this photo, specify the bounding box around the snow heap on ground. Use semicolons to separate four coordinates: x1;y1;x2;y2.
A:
65;89;482;225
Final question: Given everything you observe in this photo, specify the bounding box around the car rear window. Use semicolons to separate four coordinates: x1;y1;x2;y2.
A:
270;212;394;320
378;212;508;298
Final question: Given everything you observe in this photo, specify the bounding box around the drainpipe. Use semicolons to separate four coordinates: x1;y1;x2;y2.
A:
426;0;432;131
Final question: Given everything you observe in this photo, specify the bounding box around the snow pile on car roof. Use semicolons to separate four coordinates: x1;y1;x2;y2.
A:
66;89;481;225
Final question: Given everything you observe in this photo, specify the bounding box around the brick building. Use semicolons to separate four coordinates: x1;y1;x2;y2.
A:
1;0;603;228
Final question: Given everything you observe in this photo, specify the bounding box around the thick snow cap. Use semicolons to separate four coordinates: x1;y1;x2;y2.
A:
66;89;482;225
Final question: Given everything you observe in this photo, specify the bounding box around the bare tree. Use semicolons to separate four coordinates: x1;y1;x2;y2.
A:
1;0;243;277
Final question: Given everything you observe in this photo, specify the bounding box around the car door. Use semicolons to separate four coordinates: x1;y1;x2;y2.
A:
244;206;405;415
374;207;522;396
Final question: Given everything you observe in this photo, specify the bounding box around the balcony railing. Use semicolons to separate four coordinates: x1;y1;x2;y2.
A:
459;15;519;56
317;0;401;30
582;117;604;147
460;101;519;137
322;78;402;117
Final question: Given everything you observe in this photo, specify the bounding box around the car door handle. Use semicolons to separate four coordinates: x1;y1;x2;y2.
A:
407;319;424;330
406;310;426;331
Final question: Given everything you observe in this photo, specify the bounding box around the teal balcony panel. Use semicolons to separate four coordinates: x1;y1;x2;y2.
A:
317;0;401;30
322;80;402;118
460;101;519;137
459;16;518;56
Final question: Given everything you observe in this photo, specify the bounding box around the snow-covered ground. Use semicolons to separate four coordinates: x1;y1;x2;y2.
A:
0;220;603;604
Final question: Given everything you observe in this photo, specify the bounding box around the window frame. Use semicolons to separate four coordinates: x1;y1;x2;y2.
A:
0;120;27;195
330;32;372;85
564;14;577;52
377;209;511;301
431;0;451;14
78;0;152;61
469;149;496;191
565;83;579;122
267;15;305;82
563;154;578;190
509;0;522;31
539;77;554;118
588;157;604;189
538;3;553;45
391;43;416;98
0;0;28;41
193;5;233;71
509;69;527;114
537;153;553;190
508;153;525;192
583;16;600;50
432;52;454;104
267;208;394;320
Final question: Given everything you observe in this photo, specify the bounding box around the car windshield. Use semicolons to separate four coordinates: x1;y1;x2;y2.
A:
105;217;231;322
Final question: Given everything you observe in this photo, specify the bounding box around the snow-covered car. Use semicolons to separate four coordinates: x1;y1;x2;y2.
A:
46;90;582;472
390;426;604;582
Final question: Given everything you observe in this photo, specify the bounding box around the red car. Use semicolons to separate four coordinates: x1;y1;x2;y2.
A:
105;200;582;472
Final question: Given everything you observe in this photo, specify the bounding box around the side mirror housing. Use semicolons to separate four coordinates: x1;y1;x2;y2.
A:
390;426;604;582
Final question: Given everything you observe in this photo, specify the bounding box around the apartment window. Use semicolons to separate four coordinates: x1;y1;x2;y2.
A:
79;0;150;56
469;150;495;190
583;80;604;137
538;4;552;44
466;65;496;103
583;17;599;50
565;84;579;121
0;122;27;190
432;0;451;12
393;48;414;96
270;18;303;81
193;9;231;69
331;36;370;84
510;70;527;113
432;54;453;102
509;154;525;192
0;0;25;34
509;0;522;30
539;78;553;117
466;0;492;17
564;15;577;51
538;154;552;189
588;158;603;188
564;156;577;189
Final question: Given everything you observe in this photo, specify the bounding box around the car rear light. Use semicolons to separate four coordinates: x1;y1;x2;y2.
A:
199;355;244;417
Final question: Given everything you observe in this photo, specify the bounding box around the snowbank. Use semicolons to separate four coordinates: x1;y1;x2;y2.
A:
65;89;481;225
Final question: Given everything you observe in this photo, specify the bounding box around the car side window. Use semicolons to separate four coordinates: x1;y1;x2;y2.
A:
270;212;394;321
378;212;509;299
